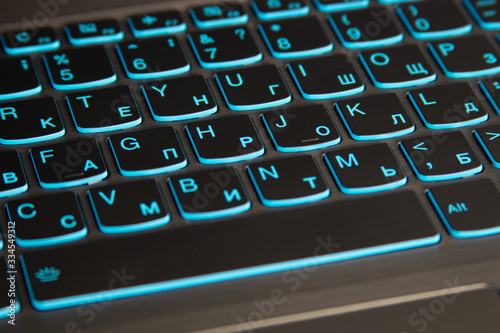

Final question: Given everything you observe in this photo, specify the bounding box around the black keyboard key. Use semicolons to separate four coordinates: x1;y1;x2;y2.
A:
400;131;483;182
6;192;87;247
66;86;142;133
464;0;500;30
313;0;368;12
325;143;407;194
44;46;116;90
397;0;472;39
30;138;108;188
1;260;20;319
0;151;28;198
475;125;500;168
169;166;251;219
259;17;333;58
0;56;41;100
480;75;500;115
142;75;217;121
109;127;187;177
336;93;414;141
288;54;364;99
186;115;264;164
329;6;403;48
429;35;500;78
20;190;439;310
360;44;436;88
88;180;170;234
128;11;186;37
0;97;65;144
252;0;310;20
216;64;291;110
262;105;341;152
428;179;500;238
190;3;248;28
116;37;190;79
248;155;329;206
409;82;488;129
65;19;123;45
189;26;262;68
1;27;59;55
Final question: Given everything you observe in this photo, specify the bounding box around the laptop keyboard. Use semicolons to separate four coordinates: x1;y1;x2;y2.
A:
1;0;500;318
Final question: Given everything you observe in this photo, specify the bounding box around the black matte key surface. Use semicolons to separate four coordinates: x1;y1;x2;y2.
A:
65;19;123;45
215;64;291;110
325;143;406;194
475;125;500;168
359;44;436;88
288;54;364;99
0;151;28;198
248;155;329;206
0;97;65;144
44;46;116;90
429;35;500;78
30;138;108;188
259;17;333;58
0;56;41;100
142;75;217;121
252;0;309;20
88;179;170;233
400;131;483;182
480;75;500;115
336;93;414;140
314;0;368;13
409;82;488;129
128;10;186;37
66;86;142;133
116;37;190;79
109;127;187;177
169;166;250;219
262;105;340;152
1;27;59;55
464;0;500;29
329;6;403;48
428;179;500;238
189;26;262;68
190;3;248;28
6;192;87;247
20;190;439;310
186;114;264;164
397;0;471;39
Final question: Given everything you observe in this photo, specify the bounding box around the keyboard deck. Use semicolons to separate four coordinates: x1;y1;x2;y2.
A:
1;0;500;331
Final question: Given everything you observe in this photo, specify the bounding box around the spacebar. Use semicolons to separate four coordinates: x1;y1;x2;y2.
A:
21;191;440;311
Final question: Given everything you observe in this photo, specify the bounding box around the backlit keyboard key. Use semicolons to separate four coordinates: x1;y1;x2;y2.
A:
480;75;500;115
1;27;59;55
191;3;248;28
359;44;436;88
0;151;28;198
216;64;291;110
0;56;41;100
475;125;500;168
400;131;483;182
43;46;116;90
429;35;500;78
30;138;108;188
169;167;251;219
109;127;187;177
128;10;186;37
6;192;87;247
259;17;333;58
248;155;330;206
329;6;403;48
88;180;170;234
252;0;309;20
66;86;142;133
428;178;500;238
409;82;488;129
116;37;190;79
325;143;407;194
189;26;262;68
186;115;264;164
464;0;500;30
313;0;368;12
288;54;364;99
65;19;123;45
397;0;472;39
0;97;65;144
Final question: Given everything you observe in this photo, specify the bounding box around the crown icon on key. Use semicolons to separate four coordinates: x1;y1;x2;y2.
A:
34;267;61;283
